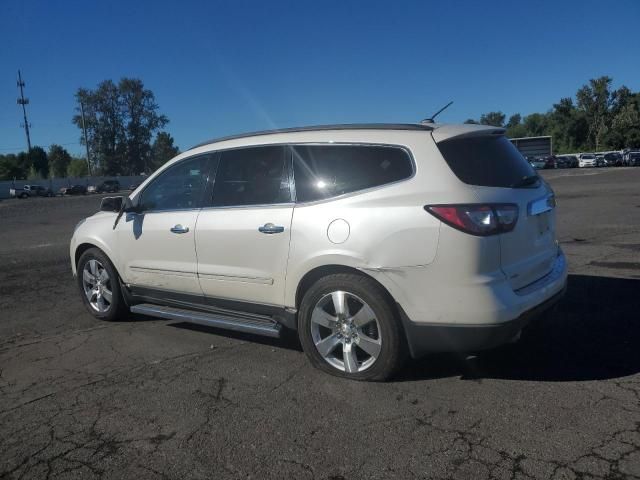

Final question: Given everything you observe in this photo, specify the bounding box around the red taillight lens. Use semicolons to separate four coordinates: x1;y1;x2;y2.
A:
425;204;519;236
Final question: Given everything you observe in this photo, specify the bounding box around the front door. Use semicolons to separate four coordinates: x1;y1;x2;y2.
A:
195;145;294;306
117;154;214;295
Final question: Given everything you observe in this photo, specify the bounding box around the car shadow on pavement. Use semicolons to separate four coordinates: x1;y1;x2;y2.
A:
398;274;640;383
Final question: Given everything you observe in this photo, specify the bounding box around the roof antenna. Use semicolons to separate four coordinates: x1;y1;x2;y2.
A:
421;101;453;124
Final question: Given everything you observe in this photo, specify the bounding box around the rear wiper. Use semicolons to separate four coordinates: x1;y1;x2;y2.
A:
510;175;539;188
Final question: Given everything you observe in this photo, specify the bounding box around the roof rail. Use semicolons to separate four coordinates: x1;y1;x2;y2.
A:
190;123;433;149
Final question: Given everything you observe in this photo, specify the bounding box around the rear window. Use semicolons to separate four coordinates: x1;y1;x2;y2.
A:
292;145;413;202
436;135;536;188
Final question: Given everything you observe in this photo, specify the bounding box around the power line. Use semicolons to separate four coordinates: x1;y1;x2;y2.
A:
16;70;32;151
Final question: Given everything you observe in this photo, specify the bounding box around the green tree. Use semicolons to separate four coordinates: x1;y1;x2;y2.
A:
604;90;640;149
0;154;27;180
505;114;527;138
576;76;615;150
119;78;169;174
463;118;478;124
28;146;49;178
522;113;549;137
479;111;505;127
67;157;89;177
73;78;168;176
48;144;72;177
73;81;124;175
151;132;180;170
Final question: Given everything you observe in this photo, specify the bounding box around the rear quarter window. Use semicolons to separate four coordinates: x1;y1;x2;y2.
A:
436;135;536;188
292;145;413;202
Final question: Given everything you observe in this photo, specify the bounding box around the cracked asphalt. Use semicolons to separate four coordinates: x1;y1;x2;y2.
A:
1;168;640;479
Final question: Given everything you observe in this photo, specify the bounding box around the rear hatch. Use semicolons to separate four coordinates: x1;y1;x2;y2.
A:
433;129;558;291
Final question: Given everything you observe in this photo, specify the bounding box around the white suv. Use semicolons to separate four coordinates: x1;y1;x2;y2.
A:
70;123;567;380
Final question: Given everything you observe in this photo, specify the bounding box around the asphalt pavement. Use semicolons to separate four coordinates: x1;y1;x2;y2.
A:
1;168;640;479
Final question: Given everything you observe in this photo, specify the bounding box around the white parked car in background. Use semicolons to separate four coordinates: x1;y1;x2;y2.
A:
579;153;597;167
70;123;567;380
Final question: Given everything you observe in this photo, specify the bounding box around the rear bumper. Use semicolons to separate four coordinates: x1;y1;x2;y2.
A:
397;249;568;358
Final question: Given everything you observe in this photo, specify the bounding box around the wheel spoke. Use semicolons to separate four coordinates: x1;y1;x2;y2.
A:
331;291;348;317
89;260;98;276
85;287;96;302
315;332;342;357
350;303;375;328
343;342;359;373
356;333;381;358
102;287;112;303
311;307;338;329
98;269;109;282
96;295;106;312
83;269;96;285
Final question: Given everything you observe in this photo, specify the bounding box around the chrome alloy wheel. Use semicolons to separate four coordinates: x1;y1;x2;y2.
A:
82;259;113;313
310;291;382;373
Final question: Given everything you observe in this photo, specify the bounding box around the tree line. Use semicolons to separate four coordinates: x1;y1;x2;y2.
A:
2;75;638;181
0;77;179;181
0;145;89;181
465;76;640;153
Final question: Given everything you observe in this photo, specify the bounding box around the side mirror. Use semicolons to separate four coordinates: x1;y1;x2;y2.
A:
100;196;123;212
112;196;142;229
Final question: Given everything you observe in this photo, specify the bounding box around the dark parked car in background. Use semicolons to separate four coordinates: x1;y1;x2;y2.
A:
627;151;640;166
534;155;556;169
96;180;120;193
604;152;623;166
556;155;579;168
596;154;607;167
59;185;88;195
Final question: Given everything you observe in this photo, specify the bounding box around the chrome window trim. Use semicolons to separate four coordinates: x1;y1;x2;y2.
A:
200;202;295;212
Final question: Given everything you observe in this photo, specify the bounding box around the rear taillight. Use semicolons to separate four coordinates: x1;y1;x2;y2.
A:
425;204;519;236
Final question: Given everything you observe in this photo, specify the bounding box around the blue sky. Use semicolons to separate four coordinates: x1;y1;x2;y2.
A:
1;0;639;156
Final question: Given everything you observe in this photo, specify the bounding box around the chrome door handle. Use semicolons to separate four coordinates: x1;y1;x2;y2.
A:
258;223;285;234
170;224;189;234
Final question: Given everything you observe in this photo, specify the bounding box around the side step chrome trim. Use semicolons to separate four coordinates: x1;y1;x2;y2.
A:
130;303;281;338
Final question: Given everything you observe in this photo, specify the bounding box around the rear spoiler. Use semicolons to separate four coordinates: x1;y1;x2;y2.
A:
431;124;506;144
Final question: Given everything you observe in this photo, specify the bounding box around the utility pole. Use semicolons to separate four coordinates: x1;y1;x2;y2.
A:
16;70;32;151
79;99;92;175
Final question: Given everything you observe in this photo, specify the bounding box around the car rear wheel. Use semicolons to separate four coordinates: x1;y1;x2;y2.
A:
298;273;406;381
77;248;127;321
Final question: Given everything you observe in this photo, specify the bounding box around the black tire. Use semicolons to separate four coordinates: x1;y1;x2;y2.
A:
77;248;128;321
298;273;406;381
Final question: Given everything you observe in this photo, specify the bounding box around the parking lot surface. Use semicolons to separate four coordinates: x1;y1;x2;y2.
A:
1;168;640;479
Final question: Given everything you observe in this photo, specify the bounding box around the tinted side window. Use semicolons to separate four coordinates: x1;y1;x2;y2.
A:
436;135;536;188
211;146;290;207
139;155;212;211
292;145;413;203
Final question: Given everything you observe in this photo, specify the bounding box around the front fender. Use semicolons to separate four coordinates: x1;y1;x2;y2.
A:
70;213;122;278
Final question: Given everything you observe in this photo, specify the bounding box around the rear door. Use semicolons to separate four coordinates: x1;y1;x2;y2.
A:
195;145;294;306
435;133;557;291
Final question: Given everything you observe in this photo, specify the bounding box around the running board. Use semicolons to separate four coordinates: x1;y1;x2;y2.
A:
130;303;282;338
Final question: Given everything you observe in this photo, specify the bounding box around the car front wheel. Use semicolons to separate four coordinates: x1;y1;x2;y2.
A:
298;273;406;381
77;248;127;321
